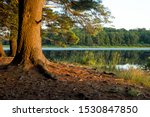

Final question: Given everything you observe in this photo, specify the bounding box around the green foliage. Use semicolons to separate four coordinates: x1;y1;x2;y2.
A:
1;0;111;46
138;29;150;44
42;0;111;46
0;0;18;43
65;31;79;45
0;0;18;30
145;57;150;70
72;27;150;46
81;51;96;65
70;0;102;11
42;9;78;46
109;52;121;69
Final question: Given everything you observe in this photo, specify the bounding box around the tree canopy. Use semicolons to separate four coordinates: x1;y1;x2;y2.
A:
0;0;111;44
42;0;111;46
0;0;18;32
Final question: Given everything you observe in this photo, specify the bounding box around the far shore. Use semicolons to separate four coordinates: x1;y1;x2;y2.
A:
3;45;150;51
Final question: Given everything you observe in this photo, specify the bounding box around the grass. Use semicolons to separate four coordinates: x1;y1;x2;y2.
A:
94;65;150;88
116;68;150;87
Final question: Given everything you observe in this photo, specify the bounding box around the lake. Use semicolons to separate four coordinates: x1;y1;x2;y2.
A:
4;47;150;70
42;48;150;70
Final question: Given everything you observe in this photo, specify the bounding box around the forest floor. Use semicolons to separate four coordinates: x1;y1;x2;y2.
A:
0;57;150;100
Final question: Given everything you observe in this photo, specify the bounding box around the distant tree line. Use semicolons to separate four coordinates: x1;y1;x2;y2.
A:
41;27;150;47
3;27;150;47
72;28;150;46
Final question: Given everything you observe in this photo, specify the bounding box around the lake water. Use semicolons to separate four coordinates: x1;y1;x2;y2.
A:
42;48;150;70
4;47;150;70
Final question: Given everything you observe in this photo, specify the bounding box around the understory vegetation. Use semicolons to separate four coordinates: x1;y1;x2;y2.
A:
115;68;150;87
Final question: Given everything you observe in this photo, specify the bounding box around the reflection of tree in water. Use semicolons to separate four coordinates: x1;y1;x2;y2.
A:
43;50;150;69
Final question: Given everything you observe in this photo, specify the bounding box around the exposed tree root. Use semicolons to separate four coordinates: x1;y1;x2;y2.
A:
0;61;58;81
36;62;58;80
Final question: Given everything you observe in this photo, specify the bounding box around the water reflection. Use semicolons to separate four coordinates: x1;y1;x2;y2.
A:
116;64;140;70
43;49;150;70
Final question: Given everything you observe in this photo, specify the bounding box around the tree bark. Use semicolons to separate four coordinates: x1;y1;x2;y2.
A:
9;35;17;57
10;0;55;79
0;41;6;57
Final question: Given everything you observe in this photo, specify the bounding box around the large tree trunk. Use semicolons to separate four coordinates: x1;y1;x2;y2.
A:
0;41;6;57
10;0;55;79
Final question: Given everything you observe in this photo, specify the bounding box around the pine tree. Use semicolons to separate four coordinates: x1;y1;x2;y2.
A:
2;0;111;79
0;0;18;56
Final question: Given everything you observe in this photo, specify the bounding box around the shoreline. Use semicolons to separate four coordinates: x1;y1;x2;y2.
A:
3;46;150;51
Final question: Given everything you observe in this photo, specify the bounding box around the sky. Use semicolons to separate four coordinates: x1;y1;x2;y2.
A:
102;0;150;30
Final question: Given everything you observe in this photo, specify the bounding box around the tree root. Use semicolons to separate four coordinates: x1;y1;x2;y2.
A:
0;58;58;80
36;62;58;80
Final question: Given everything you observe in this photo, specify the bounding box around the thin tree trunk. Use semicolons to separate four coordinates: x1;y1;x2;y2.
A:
10;0;55;79
0;41;6;57
9;35;17;57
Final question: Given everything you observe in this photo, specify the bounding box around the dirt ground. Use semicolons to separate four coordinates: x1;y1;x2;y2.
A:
0;57;150;100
